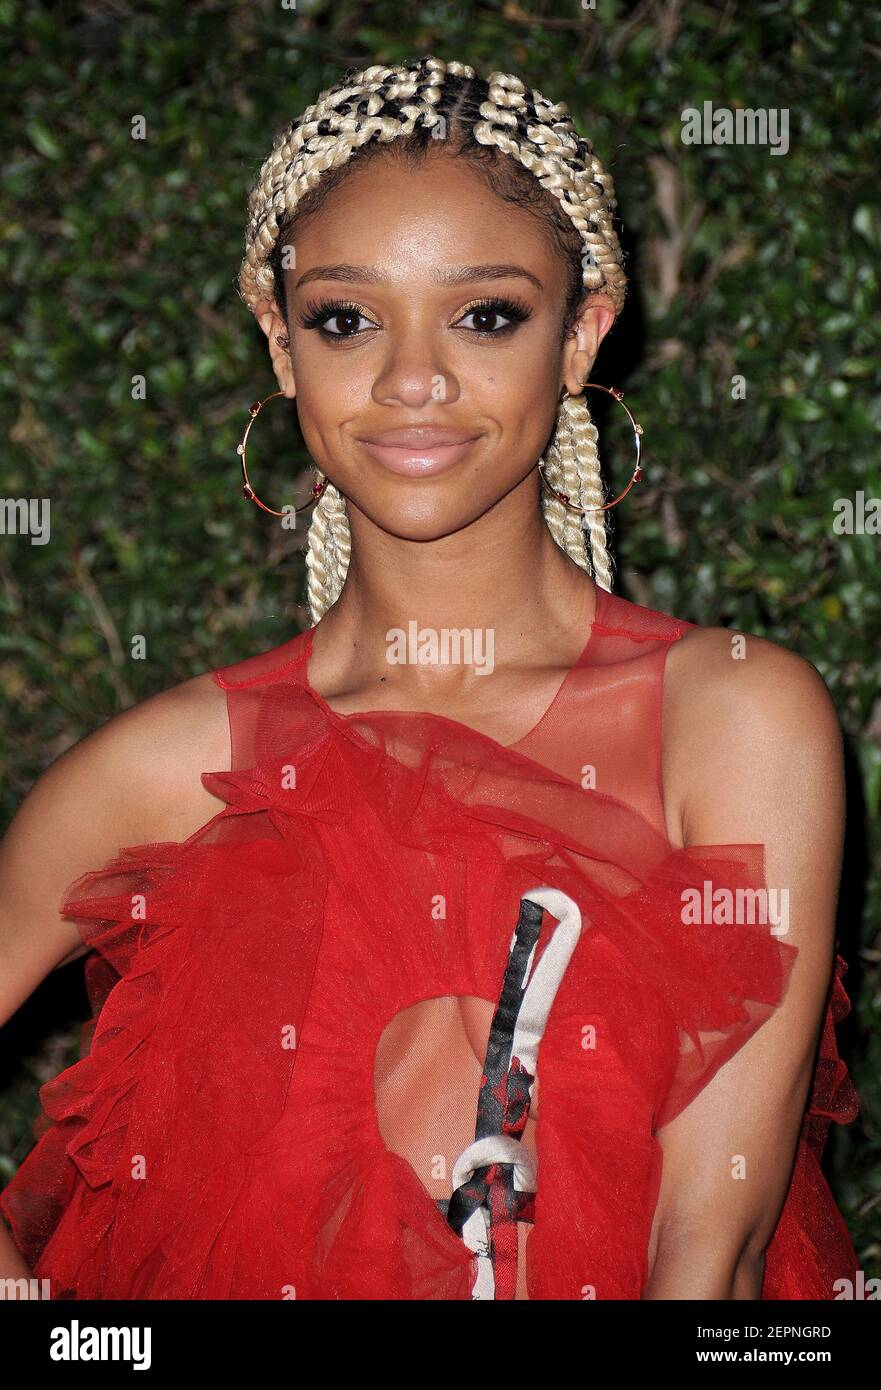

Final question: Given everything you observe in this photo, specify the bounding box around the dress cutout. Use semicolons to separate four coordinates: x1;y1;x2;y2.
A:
0;587;861;1299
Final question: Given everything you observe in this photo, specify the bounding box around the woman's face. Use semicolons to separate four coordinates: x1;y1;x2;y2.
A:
260;152;614;541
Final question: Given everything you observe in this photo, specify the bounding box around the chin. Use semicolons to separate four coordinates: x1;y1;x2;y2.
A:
345;491;501;544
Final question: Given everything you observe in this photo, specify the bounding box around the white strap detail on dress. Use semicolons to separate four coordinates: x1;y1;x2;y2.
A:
511;886;584;1077
451;1134;538;1194
450;886;586;1299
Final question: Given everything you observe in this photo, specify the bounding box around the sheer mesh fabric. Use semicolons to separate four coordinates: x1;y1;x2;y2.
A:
0;588;860;1299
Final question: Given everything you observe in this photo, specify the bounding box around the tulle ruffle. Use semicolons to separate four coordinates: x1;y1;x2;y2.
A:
0;685;861;1299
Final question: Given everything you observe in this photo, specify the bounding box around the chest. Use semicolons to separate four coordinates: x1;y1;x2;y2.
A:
290;873;664;1298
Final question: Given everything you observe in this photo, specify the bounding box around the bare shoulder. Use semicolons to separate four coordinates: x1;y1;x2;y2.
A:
111;667;229;839
664;623;839;732
5;667;231;860
0;668;231;1014
79;668;232;844
661;623;842;846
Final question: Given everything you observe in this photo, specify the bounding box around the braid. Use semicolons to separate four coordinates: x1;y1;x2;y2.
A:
238;56;627;621
541;395;615;592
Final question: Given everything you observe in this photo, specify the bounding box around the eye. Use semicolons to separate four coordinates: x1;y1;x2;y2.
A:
454;296;533;337
294;293;533;342
295;299;379;339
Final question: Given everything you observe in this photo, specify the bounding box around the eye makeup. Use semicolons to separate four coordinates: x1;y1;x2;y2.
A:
294;294;534;341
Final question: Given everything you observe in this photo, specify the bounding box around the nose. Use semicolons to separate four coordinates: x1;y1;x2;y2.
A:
370;332;460;408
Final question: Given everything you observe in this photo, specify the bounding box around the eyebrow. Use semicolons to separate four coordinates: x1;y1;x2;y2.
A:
293;263;544;292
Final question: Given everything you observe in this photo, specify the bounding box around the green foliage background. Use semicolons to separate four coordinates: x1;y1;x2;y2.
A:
2;0;879;1278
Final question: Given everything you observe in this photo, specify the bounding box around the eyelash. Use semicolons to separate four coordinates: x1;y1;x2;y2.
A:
294;295;533;341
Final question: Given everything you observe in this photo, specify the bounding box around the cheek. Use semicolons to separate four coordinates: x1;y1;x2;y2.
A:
480;361;560;457
290;353;364;461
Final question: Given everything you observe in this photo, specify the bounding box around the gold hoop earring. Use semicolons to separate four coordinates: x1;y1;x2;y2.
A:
538;382;644;513
236;390;327;517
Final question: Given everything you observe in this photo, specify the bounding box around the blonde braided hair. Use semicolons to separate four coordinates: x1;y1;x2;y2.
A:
238;56;627;621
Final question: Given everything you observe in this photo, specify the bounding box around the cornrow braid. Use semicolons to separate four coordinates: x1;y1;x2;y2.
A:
238;55;628;622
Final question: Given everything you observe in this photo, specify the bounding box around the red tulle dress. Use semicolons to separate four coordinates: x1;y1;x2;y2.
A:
1;587;861;1300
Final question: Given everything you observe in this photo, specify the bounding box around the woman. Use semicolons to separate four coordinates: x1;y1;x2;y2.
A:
0;55;860;1300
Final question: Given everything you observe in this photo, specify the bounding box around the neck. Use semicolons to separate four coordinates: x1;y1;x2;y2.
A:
306;481;599;699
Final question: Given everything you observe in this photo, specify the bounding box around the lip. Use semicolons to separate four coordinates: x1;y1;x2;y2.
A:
355;427;481;477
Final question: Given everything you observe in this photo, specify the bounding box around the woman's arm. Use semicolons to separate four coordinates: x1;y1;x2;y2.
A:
0;675;228;1012
644;628;845;1299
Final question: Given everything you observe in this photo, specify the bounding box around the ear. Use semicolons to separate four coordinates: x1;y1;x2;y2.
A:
560;293;617;396
254;298;297;397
